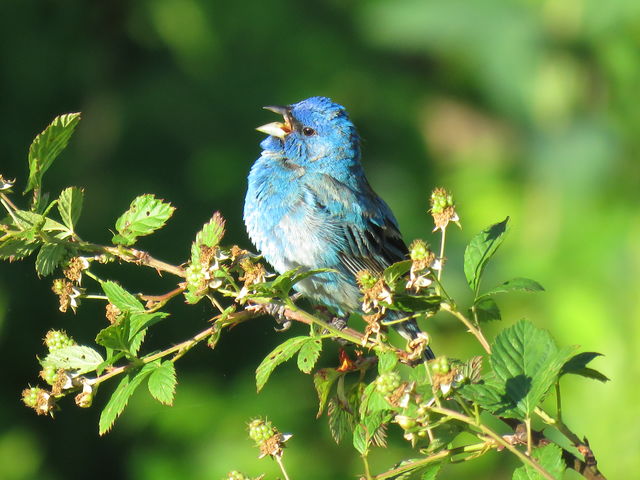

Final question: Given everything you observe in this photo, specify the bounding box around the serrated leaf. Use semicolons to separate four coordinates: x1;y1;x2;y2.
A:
95;324;129;352
481;278;545;298
384;459;441;480
359;381;392;417
513;444;565;480
377;350;398;374
148;361;177;405
129;328;147;357
297;338;322;373
26;113;81;194
314;368;343;417
13;210;46;230
255;336;310;392
191;212;226;262
490;319;576;419
35;243;66;276
99;363;156;435
383;260;411;284
42;345;104;374
57;186;83;231
464;217;509;296
129;311;169;339
0;236;39;260
388;294;441;313
353;424;368;454
101;281;144;313
112;194;175;246
421;464;442;480
328;398;354;444
560;352;609;383
363;410;392;448
473;297;501;322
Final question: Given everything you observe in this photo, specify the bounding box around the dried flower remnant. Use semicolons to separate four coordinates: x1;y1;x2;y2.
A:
430;187;460;231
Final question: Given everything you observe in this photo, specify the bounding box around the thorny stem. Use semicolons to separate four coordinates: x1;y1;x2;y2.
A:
373;442;489;479
555;382;563;423
362;452;373;480
428;406;555;480
89;309;253;386
437;227;446;284
275;454;292;480
79;241;186;278
525;417;533;456
440;303;492;354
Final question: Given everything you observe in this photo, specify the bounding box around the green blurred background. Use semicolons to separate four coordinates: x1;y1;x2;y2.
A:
1;0;638;478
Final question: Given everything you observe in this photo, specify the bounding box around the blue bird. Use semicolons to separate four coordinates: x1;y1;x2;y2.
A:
243;96;435;360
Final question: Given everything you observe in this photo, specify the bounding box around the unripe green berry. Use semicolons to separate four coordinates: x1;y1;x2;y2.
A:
409;239;429;261
395;415;416;430
41;365;59;385
44;330;75;352
22;387;42;408
248;418;274;444
186;263;206;289
375;371;402;395
225;472;249;480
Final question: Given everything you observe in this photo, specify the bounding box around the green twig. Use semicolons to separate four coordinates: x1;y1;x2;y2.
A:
440;303;491;354
428;406;555;480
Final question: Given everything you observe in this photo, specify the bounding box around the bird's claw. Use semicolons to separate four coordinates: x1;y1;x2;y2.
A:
247;294;301;331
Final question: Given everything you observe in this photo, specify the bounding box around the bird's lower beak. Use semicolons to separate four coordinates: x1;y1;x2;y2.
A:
256;105;294;138
256;121;290;138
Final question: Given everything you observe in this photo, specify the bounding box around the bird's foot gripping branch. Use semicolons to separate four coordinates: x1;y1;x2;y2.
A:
2;114;608;480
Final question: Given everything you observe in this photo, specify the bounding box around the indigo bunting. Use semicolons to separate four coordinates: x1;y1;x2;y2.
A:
244;96;435;360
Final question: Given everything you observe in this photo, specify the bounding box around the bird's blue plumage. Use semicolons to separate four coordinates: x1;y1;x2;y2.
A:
244;96;434;360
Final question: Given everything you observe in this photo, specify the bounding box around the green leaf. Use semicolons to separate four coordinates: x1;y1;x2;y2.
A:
12;210;46;231
42;345;104;375
359;381;392;417
148;361;177;405
383;260;411;284
0;236;39;260
473;297;501;322
421;464;442;480
560;352;609;383
464;217;509;296
481;277;545;298
328;398;354;444
101;281;145;313
353;424;368;455
313;368;343;417
112;194;175;246
57;186;84;231
191;212;226;262
377;350;398;374
35;243;66;276
129;311;169;339
384;459;441;480
297;338;322;374
99;363;156;435
388;294;441;313
363;410;392;448
489;319;576;419
26;113;81;194
255;336;311;392
95;324;129;352
513;444;565;480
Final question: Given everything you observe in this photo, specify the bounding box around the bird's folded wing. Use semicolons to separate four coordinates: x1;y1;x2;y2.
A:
303;174;408;278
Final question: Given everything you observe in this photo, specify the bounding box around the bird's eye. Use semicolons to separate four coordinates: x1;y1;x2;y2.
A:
302;126;316;136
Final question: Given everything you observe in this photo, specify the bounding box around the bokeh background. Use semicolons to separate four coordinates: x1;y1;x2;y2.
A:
1;0;638;479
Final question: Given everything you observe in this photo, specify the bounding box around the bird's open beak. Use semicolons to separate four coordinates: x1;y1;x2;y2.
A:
256;105;294;138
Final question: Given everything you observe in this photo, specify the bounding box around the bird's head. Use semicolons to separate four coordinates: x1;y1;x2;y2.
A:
257;96;360;168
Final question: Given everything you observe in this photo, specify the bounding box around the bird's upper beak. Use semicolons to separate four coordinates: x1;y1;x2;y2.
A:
256;105;295;138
